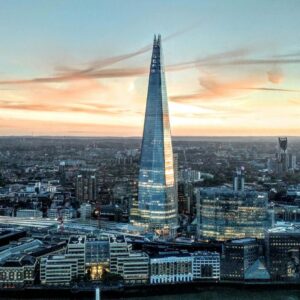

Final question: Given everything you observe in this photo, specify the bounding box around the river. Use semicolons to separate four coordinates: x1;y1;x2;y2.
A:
2;288;300;300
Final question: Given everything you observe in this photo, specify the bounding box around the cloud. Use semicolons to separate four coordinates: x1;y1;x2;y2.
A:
170;72;299;103
242;87;300;92
267;67;283;84
2;40;300;86
171;73;262;102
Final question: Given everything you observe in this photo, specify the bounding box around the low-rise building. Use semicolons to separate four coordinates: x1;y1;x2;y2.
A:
150;251;193;284
192;251;220;280
109;235;131;273
16;209;43;218
221;238;260;280
0;254;37;287
265;224;300;280
40;255;78;286
66;235;86;277
116;251;149;284
86;235;109;280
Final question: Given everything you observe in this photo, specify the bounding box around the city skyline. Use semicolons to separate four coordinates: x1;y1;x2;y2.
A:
0;0;300;136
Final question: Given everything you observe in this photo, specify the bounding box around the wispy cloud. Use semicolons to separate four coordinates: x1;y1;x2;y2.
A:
170;71;300;103
1;42;300;85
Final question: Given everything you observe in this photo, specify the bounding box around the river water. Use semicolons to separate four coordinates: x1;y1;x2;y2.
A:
129;289;300;300
2;288;300;300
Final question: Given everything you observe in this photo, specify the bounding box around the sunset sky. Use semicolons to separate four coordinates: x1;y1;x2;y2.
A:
0;0;299;136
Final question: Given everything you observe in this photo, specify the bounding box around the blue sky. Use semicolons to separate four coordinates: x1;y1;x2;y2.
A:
0;0;299;136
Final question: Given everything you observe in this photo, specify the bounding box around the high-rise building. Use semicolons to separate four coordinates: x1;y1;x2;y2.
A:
233;167;245;192
131;35;177;236
76;169;97;203
58;161;66;186
289;153;297;170
277;137;289;175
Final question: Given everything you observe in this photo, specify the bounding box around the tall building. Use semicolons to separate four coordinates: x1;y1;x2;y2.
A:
276;137;289;175
76;169;97;203
233;167;245;192
131;35;177;235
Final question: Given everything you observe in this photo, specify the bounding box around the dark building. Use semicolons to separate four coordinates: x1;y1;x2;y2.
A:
0;229;27;247
277;137;289;175
221;238;260;280
76;169;97;203
0;254;37;287
265;225;300;280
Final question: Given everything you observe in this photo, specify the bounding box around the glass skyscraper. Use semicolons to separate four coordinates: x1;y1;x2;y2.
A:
131;35;177;235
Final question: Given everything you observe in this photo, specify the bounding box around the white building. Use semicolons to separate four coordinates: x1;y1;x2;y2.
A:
40;255;78;286
66;236;86;277
150;251;193;284
150;250;220;284
109;235;132;273
115;251;149;284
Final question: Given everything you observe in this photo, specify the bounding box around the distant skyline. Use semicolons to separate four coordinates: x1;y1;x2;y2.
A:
0;0;299;136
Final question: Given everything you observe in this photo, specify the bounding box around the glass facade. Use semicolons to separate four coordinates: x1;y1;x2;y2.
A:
198;187;270;241
132;35;177;235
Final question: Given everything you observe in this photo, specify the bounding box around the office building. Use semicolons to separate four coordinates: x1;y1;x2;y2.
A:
150;251;193;284
197;170;270;241
192;251;220;280
131;35;177;236
115;251;149;284
65;236;86;277
109;235;132;274
221;238;260;280
40;255;78;286
265;224;300;280
86;235;109;280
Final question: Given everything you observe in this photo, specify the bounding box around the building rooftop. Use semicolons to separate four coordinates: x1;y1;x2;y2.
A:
230;238;257;244
69;235;86;244
199;187;267;197
0;254;36;267
109;235;126;243
0;239;44;261
267;223;300;234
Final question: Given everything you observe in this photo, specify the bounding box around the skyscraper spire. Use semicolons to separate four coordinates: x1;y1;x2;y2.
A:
130;35;178;236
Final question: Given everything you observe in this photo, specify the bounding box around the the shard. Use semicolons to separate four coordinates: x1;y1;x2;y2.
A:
131;35;178;236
